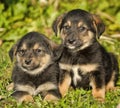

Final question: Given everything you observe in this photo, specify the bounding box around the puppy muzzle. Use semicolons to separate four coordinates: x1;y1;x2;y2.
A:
64;38;82;50
22;59;39;71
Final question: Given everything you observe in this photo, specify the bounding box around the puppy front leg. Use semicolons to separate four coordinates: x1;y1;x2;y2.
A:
90;71;105;102
59;72;71;97
11;91;34;103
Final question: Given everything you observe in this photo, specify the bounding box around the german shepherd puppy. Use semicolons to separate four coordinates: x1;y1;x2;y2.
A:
9;32;61;102
52;9;119;101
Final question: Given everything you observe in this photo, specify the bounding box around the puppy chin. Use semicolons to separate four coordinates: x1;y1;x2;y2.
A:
67;45;76;50
75;41;92;51
18;63;48;75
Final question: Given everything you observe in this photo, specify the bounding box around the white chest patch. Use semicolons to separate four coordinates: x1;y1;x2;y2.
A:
72;66;82;86
59;63;98;86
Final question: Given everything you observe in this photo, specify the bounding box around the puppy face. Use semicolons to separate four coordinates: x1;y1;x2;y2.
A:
52;9;105;51
9;32;54;75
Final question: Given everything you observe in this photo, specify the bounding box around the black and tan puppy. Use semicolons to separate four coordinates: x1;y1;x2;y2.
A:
52;9;119;101
9;31;61;102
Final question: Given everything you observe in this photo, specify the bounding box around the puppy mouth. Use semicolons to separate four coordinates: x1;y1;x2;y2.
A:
64;41;92;52
64;42;82;50
66;44;77;49
22;64;40;71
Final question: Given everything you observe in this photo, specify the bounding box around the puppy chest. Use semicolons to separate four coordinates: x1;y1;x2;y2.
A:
71;66;90;87
59;63;99;87
33;73;56;87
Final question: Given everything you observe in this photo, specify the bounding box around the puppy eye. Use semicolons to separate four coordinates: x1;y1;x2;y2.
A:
63;25;71;30
78;26;86;31
18;49;26;56
35;49;42;54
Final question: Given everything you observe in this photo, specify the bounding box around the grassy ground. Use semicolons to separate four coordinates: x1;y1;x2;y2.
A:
0;37;120;108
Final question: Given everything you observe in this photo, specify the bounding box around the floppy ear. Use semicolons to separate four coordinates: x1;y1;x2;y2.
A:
47;36;62;61
9;42;19;62
92;14;105;38
52;13;67;36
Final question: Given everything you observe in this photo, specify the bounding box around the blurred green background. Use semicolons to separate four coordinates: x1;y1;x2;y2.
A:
0;0;120;64
0;0;120;44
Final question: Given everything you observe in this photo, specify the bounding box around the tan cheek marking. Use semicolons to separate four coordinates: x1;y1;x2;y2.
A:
40;54;51;66
18;94;34;103
44;94;59;102
90;78;105;102
106;71;116;91
82;31;94;43
59;73;71;97
16;54;24;65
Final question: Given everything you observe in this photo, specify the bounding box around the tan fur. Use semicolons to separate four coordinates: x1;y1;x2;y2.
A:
15;84;35;95
19;94;34;103
59;73;71;97
64;20;71;27
59;63;99;74
33;43;40;49
44;94;59;101
90;78;105;102
35;82;57;95
106;71;116;91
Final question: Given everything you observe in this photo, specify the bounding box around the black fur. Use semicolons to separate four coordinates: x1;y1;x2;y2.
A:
52;9;119;101
9;32;61;102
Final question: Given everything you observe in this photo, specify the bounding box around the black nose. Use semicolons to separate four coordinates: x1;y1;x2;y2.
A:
25;59;32;65
67;38;76;44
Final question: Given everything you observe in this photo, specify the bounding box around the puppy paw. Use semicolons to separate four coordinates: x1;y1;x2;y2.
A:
92;88;105;102
6;83;14;91
12;91;34;103
105;80;116;91
44;94;59;102
19;94;34;103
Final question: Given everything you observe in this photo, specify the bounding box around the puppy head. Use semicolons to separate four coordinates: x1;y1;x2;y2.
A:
52;9;105;51
9;32;54;75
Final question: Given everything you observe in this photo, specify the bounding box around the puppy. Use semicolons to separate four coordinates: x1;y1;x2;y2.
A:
52;9;119;101
9;31;61;102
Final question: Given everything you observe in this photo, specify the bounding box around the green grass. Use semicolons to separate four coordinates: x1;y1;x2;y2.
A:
0;38;120;108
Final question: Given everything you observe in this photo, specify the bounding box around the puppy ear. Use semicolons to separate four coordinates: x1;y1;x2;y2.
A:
47;39;62;61
9;42;19;62
52;13;67;36
92;14;105;38
49;40;59;50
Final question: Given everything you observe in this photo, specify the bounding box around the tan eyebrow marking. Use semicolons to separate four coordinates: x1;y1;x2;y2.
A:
64;20;71;26
33;43;40;49
21;43;27;49
78;22;83;27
